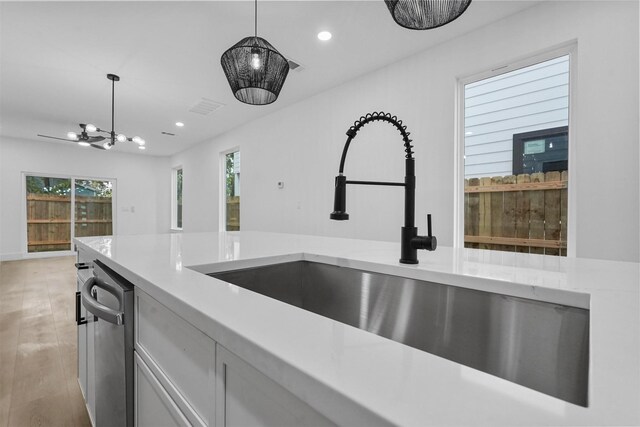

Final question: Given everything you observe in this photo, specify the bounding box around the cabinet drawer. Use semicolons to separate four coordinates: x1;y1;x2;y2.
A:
135;352;191;427
135;289;215;426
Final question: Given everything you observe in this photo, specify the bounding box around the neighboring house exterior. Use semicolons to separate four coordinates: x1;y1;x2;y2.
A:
464;55;569;179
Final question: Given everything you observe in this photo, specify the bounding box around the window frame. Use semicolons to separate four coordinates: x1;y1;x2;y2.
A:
171;166;183;231
454;42;577;257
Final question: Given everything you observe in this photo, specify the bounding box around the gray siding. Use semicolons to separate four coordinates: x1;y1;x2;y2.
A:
464;55;569;178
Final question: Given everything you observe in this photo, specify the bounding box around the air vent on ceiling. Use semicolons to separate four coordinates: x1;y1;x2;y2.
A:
189;98;225;115
287;58;303;72
161;132;175;136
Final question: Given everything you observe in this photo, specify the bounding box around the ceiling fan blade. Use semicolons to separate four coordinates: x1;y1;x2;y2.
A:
87;135;105;143
90;143;106;150
37;134;72;142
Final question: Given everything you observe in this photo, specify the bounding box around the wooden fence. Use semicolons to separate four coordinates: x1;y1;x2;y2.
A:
464;171;567;256
27;194;112;252
226;196;240;231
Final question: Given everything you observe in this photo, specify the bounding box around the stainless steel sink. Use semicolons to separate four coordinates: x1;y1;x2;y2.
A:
208;260;589;406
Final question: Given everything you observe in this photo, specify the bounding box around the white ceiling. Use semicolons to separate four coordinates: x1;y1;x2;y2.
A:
0;0;541;156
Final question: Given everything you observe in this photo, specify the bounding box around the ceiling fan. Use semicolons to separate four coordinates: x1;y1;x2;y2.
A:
38;123;106;150
37;74;146;151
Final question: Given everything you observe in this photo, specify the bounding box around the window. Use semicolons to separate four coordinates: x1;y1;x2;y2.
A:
223;151;240;231
460;52;572;256
25;175;113;253
74;179;114;239
172;167;183;230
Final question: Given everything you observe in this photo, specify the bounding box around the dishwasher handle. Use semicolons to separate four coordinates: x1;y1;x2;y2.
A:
81;277;125;326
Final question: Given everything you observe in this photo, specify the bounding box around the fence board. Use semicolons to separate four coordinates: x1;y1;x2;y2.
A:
466;178;479;248
501;175;517;252
560;171;568;256
479;177;492;249
464;180;567;193
528;173;545;255
464;179;470;237
490;176;508;251
464;236;566;249
544;171;562;256
515;174;531;253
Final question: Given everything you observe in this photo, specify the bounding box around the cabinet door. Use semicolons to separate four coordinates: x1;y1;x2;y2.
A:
135;352;192;427
216;345;335;427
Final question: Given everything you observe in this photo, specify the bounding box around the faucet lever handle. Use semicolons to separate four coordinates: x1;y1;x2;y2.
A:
411;214;437;251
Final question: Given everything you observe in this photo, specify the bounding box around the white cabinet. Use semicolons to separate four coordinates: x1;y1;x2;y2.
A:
135;352;191;427
135;289;215;426
216;345;335;427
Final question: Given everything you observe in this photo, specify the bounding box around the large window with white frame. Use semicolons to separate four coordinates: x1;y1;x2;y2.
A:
172;167;183;230
458;48;573;256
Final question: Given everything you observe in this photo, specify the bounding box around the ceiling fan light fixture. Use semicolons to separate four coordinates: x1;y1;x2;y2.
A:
44;74;146;151
384;0;472;30
132;135;144;145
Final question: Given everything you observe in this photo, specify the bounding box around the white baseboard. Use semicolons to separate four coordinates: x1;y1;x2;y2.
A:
1;250;75;261
0;252;24;261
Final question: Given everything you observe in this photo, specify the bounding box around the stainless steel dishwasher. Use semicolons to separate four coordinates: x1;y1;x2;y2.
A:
81;259;134;427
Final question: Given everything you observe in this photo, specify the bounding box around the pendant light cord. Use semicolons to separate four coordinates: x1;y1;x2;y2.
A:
254;0;257;38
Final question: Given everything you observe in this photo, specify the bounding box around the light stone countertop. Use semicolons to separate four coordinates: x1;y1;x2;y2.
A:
75;231;640;426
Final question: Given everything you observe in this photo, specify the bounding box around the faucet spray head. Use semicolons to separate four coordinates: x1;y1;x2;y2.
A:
330;175;349;220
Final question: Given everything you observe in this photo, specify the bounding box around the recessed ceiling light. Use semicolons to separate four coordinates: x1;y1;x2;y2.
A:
138;146;146;150
175;122;184;127
317;31;332;41
78;141;90;147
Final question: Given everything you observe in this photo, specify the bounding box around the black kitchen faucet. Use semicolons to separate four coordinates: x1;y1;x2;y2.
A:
330;111;437;264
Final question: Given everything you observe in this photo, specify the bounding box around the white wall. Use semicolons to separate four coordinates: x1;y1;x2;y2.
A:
172;1;639;262
0;137;171;259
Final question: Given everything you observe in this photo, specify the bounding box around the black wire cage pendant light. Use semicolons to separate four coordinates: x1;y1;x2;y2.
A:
221;0;290;105
384;0;472;30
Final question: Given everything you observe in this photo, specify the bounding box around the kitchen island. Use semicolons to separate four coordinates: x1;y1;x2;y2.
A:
75;231;639;426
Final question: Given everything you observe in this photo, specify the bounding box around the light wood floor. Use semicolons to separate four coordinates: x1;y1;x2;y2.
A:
1;256;91;427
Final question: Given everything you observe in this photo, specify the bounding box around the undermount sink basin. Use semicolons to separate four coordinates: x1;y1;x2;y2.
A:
208;260;589;407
